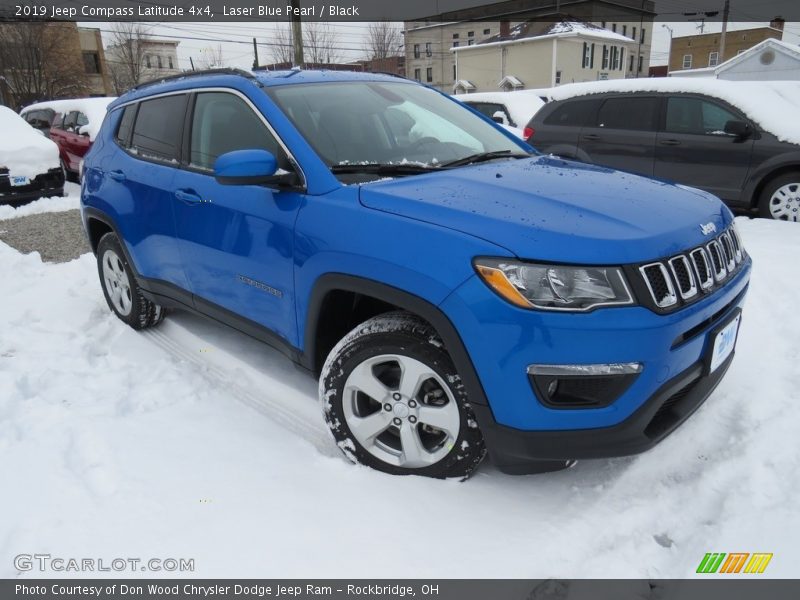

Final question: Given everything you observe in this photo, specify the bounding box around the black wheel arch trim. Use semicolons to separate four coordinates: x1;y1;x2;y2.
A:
304;273;491;408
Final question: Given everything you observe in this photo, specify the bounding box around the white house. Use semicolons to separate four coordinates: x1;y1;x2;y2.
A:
452;19;641;93
670;38;800;81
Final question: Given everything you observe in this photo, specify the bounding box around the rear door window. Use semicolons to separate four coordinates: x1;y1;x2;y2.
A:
130;94;187;162
465;102;512;125
596;97;659;131
189;92;281;171
115;105;137;148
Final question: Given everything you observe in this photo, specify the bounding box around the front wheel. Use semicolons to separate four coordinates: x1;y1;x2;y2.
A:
758;172;800;221
320;312;486;479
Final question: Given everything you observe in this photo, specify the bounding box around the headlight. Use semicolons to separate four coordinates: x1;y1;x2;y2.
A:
474;258;635;312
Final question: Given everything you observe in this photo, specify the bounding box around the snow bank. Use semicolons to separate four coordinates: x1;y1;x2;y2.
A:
549;79;800;145
0;217;798;578
20;97;116;141
0;106;60;179
0;182;80;220
456;89;547;127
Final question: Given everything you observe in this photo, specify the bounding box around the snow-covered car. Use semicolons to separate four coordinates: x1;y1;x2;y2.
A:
0;105;64;205
528;79;800;221
454;89;548;137
20;97;115;179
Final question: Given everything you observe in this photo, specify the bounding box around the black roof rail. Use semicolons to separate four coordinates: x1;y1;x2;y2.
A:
131;68;258;92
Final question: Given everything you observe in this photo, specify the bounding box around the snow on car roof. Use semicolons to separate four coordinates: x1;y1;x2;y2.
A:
549;78;800;145
455;90;546;127
0;105;60;178
20;97;116;142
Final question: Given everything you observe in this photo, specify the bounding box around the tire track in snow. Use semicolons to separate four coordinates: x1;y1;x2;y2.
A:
142;327;339;458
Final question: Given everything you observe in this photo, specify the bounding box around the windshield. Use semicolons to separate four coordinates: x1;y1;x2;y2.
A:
267;81;528;180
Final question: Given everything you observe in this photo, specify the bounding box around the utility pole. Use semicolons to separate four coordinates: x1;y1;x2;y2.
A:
662;24;674;73
719;0;730;63
252;37;260;69
290;0;304;67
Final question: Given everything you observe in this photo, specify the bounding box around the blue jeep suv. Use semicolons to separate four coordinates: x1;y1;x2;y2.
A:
80;69;751;478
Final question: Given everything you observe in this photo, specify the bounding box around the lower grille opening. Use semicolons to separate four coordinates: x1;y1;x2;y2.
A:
644;378;699;438
530;373;639;409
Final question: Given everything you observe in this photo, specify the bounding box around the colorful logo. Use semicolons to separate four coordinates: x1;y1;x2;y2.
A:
696;552;773;574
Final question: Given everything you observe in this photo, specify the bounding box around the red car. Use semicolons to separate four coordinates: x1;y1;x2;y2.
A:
20;97;115;179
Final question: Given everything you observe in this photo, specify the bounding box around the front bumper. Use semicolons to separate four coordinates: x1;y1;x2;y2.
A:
0;168;65;205
440;257;751;474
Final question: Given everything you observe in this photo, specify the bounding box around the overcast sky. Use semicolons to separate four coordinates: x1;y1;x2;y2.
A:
80;20;800;72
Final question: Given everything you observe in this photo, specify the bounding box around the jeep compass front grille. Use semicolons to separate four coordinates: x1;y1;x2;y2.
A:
638;227;745;312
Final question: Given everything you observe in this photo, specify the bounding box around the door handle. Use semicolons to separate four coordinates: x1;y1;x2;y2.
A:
582;134;601;141
108;170;126;182
175;189;202;204
659;139;681;146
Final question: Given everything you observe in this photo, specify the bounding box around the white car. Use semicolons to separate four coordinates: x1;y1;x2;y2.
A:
0;106;64;205
454;89;549;137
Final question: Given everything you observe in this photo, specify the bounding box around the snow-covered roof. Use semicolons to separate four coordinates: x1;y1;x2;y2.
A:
499;75;524;88
0;105;60;179
453;89;546;128
549;78;800;145
452;17;635;52
20;97;116;142
715;38;800;73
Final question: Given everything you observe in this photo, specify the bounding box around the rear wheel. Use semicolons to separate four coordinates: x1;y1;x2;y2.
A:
758;172;800;221
96;233;165;330
320;312;485;479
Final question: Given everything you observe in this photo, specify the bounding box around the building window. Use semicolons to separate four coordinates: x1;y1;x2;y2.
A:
623;25;627;36
82;51;100;74
632;27;637;40
601;21;606;28
157;55;163;69
708;51;719;66
468;39;474;46
612;24;617;33
619;48;624;71
602;45;609;69
682;54;692;69
414;68;420;81
453;33;459;39
145;55;151;68
453;41;459;47
468;31;474;37
640;28;646;44
555;70;562;84
582;42;591;68
638;55;644;72
425;42;432;57
168;56;174;69
413;44;420;58
483;28;491;35
629;54;635;71
426;67;433;82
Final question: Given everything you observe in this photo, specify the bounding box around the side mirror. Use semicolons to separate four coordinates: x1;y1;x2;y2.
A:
492;110;508;125
724;120;752;139
213;149;295;187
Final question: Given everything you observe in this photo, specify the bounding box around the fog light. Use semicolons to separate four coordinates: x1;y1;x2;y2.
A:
527;363;642;408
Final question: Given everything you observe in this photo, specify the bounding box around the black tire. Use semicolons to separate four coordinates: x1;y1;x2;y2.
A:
320;311;486;480
96;233;165;330
757;172;800;221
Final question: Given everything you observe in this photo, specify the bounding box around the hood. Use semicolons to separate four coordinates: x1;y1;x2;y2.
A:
358;155;732;264
0;106;60;178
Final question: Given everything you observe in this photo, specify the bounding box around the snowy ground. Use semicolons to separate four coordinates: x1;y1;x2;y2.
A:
0;210;798;578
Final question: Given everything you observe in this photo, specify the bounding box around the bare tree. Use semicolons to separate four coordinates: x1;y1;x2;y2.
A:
0;22;88;107
364;22;402;66
303;22;342;65
268;24;294;65
106;22;150;94
197;44;224;69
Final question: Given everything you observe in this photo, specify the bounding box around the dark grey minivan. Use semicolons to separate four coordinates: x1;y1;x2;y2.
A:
527;88;800;221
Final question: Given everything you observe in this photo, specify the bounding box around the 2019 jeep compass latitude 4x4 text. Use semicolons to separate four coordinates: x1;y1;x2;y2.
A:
80;70;751;478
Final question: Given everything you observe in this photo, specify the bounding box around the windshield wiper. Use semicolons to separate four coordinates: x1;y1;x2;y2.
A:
330;163;441;175
439;150;531;168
